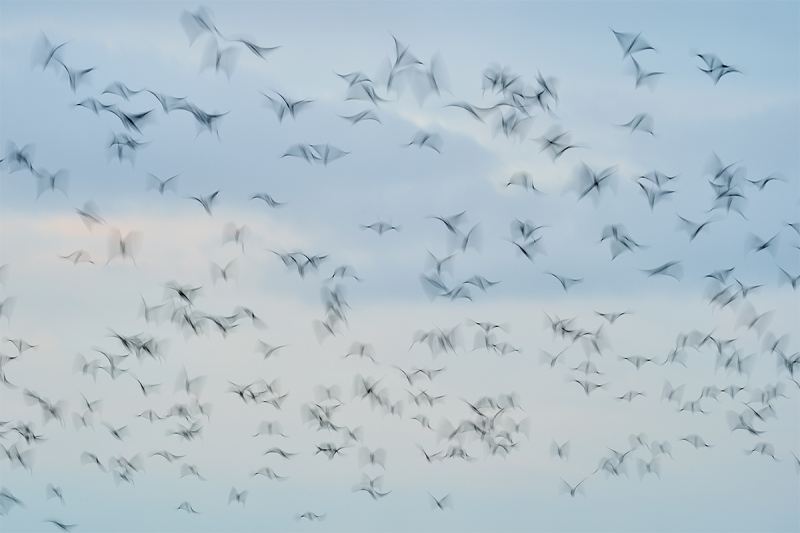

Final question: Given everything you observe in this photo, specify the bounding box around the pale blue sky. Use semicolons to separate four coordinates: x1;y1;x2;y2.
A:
1;1;798;532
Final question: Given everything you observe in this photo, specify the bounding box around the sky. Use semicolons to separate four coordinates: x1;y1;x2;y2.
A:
0;1;799;532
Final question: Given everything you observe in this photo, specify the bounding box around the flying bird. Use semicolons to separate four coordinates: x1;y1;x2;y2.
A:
188;190;220;216
611;29;656;58
262;90;315;122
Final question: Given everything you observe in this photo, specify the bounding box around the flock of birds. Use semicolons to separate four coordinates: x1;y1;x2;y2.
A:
0;5;798;532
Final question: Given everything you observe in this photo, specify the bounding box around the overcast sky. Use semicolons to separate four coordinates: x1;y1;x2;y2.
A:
1;1;798;532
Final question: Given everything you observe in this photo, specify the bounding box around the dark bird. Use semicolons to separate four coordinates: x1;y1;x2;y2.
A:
146;90;188;113
510;238;544;262
150;450;185;463
511;219;548;241
340;109;382;125
188;190;220;216
180;7;222;43
54;58;94;92
428;211;466;234
59;250;94;265
34;168;69;199
778;266;800;290
576;163;616;201
445;101;493;123
180;464;207;480
546;272;583;292
257;341;288;360
746;232;780;256
312;143;349;166
229;488;249;506
537;128;580;160
747;173;784;190
252;466;287;480
677;214;716;241
75;201;105;228
146;173;179;194
297;512;326;521
595;310;631;324
359;447;388;469
619;113;655;135
283;143;320;164
34;32;68;71
629;57;664;89
642;260;683;281
406;131;443;153
176;501;200;514
231;36;280;60
105;107;153;135
560;477;588;497
353;474;392;500
44;520;76;532
638;181;674;210
45;484;64;504
680;434;713;449
362;221;400;236
173;102;229;137
696;53;742;84
429;493;452;510
0;488;25;514
636;457;662;479
505;171;541;192
571;379;606;396
107;228;141;265
611;29;656;58
262;90;315;122
550;440;571;460
263;447;298;459
539;348;567;368
102;81;143;100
